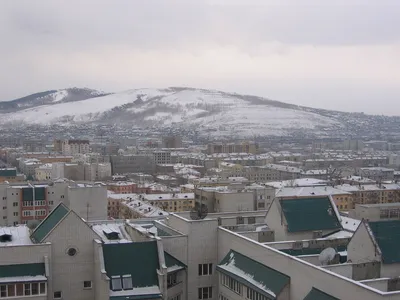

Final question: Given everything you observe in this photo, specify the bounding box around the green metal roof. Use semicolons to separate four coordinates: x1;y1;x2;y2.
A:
0;263;46;278
217;250;290;299
31;203;69;243
22;187;46;201
303;288;339;300
280;197;341;232
102;241;160;288
164;251;186;273
368;220;400;264
0;169;17;177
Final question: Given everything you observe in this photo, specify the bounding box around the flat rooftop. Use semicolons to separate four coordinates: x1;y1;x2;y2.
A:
0;225;33;246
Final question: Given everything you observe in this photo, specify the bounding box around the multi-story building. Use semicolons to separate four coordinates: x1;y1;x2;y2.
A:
358;167;395;181
0;180;107;226
35;163;53;181
110;154;156;175
3;196;400;299
0;168;24;183
119;196;169;219
350;203;400;222
153;151;172;165
107;181;138;194
52;162;85;181
142;193;195;212
206;141;258;154
84;163;112;181
54;139;90;155
162;135;183;148
336;183;400;208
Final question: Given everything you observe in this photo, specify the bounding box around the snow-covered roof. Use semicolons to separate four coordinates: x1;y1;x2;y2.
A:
265;178;327;189
340;216;361;232
0;225;33;246
143;193;194;201
91;222;132;243
276;186;350;198
122;199;168;217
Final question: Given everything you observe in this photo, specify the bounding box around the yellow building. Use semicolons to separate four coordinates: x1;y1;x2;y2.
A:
35;164;53;181
143;193;195;212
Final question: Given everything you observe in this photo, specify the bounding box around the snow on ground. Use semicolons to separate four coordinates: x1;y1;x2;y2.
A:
0;87;342;137
52;90;68;102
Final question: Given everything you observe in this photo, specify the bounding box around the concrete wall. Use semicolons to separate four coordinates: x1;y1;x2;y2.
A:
161;235;189;266
381;264;400;278
44;212;100;300
93;240;109;300
360;278;390;292
217;227;398;300
215;192;254;213
348;222;381;264
67;186;107;221
323;264;353;279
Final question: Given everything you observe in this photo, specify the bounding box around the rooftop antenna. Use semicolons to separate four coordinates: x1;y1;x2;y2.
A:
318;247;336;266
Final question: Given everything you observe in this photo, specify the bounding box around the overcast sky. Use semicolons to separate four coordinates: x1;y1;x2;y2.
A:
1;0;399;115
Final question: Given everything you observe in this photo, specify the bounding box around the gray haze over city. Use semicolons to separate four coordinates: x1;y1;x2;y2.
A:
1;0;399;115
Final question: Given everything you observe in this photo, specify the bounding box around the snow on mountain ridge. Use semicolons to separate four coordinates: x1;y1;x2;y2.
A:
0;87;343;137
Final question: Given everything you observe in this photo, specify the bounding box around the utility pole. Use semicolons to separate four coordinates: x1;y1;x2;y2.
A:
86;202;90;221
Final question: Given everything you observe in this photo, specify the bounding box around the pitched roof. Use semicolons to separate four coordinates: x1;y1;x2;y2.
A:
0;263;45;278
217;250;290;299
303;287;339;300
367;220;400;264
279;197;341;232
102;241;160;288
164;251;186;273
31;203;69;243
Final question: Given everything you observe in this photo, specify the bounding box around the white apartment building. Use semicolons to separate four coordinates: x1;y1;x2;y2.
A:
2;197;400;299
0;180;107;226
84;163;112;181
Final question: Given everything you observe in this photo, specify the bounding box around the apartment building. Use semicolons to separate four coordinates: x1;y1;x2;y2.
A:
349;203;400;222
110;154;156;175
52;162;85;180
206;141;258;154
0;180;107;226
3;197;400;299
153;151;172;165
162;135;183;148
119;197;169;219
35;164;52;181
0;168;24;183
195;184;275;213
143;193;195;213
335;183;400;208
54;139;90;155
84;162;112;181
358;167;395;181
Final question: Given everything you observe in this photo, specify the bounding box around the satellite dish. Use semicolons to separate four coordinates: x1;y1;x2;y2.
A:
190;202;208;220
319;247;336;266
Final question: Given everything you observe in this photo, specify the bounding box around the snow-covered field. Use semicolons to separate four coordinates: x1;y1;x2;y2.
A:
0;87;342;137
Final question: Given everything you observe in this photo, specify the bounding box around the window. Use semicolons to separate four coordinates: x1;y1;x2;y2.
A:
111;276;122;291
221;273;242;294
24;283;31;296
40;283;46;294
258;202;265;209
49;201;54;205
13;202;18;207
198;263;213;276
54;291;62;299
13;212;18;216
31;283;39;295
16;283;23;296
237;216;244;224
247;287;268;300
122;275;132;290
219;295;229;300
0;285;6;298
198;287;212;299
61;195;65;199
248;217;256;224
83;281;92;289
167;272;178;288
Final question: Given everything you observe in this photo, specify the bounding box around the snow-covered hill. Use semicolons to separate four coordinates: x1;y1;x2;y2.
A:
0;87;345;137
0;88;109;112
